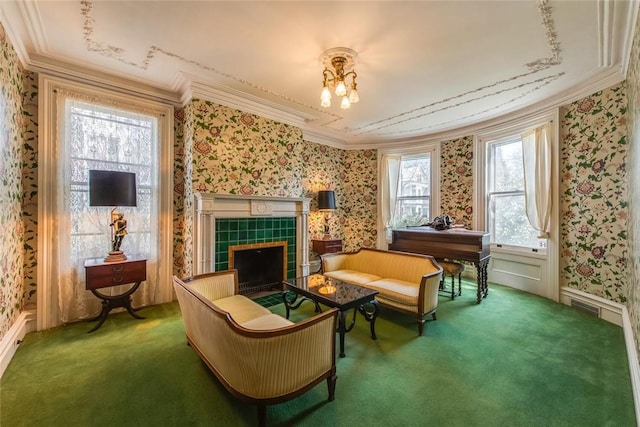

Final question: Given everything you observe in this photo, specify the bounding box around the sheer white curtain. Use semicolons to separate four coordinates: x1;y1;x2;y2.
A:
521;122;552;239
380;154;401;243
55;93;161;322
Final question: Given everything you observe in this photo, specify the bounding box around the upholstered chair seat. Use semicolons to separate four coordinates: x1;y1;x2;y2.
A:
437;260;464;300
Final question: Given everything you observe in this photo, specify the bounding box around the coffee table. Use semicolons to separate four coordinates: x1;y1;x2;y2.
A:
282;274;379;358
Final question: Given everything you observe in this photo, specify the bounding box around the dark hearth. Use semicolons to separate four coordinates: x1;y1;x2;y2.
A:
231;242;286;295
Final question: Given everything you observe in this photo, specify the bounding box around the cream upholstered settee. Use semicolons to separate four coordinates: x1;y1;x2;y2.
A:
173;270;339;427
321;248;443;336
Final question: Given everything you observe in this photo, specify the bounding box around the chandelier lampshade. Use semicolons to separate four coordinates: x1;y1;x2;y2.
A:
319;48;360;109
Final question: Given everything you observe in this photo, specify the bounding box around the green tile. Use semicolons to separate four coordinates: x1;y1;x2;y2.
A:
238;219;248;231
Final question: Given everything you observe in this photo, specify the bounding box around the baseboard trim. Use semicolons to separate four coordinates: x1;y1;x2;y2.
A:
0;309;36;379
622;306;640;427
559;286;623;326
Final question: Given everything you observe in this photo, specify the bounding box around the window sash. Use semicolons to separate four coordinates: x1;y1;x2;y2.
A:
486;139;541;249
393;154;432;228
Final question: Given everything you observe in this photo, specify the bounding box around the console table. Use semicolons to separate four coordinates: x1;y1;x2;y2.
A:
84;255;147;333
312;238;342;255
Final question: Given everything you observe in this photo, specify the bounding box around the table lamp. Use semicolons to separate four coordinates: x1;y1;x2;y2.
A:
89;170;137;262
318;190;336;239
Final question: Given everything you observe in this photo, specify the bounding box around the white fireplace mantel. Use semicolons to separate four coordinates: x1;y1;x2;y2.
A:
193;193;311;276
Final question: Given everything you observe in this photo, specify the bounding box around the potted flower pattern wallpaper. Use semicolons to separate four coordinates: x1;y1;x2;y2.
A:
0;17;640;355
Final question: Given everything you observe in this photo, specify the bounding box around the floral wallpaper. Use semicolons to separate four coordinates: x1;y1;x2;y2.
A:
22;71;38;307
189;99;306;198
624;11;640;353
559;83;629;302
341;149;378;251
0;23;26;340
440;135;474;227
299;141;347;241
172;105;191;279
172;99;378;278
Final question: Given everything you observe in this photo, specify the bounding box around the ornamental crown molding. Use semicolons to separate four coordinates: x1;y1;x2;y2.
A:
181;75;317;130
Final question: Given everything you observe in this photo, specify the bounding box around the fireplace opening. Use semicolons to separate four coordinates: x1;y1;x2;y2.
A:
230;241;287;295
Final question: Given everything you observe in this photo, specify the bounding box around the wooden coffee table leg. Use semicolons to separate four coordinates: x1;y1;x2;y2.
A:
337;310;348;358
358;300;378;340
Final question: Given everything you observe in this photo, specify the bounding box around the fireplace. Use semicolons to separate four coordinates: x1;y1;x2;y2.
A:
193;193;311;278
230;241;287;294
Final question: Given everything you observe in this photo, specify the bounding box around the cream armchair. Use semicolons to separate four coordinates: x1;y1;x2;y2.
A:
173;270;339;426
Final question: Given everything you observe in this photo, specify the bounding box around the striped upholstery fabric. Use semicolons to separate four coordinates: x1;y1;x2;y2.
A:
365;278;420;307
321;248;442;335
187;272;236;302
214;295;272;323
323;270;381;286
172;273;338;403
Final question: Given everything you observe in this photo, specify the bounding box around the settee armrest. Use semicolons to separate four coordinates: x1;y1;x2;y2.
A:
177;270;239;302
321;252;349;272
225;308;339;400
418;266;443;315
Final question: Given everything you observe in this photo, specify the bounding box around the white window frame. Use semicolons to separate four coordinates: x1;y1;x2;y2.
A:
474;109;560;301
37;75;174;330
395;154;433;227
486;135;544;251
377;142;440;248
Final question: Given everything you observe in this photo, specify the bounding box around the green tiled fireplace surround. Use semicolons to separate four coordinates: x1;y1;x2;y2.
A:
215;217;297;279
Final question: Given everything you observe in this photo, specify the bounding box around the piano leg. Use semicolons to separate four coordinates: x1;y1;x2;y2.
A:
481;259;489;298
475;260;490;304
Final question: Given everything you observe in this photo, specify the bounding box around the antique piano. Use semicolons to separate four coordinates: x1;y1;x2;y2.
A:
389;227;491;303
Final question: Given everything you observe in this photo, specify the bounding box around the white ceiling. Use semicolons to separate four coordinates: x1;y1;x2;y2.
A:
1;1;637;147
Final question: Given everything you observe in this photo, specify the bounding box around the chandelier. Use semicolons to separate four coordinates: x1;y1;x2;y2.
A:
319;47;360;109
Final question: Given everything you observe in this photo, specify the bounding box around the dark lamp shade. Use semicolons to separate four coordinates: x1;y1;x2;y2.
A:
318;190;336;211
89;170;137;207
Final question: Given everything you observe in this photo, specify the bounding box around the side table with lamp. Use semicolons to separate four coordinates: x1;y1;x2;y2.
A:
84;170;147;333
311;190;342;271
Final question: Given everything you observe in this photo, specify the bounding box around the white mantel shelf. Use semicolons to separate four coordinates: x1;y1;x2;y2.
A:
193;193;312;277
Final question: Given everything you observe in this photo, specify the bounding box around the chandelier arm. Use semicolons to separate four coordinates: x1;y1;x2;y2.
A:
323;68;336;84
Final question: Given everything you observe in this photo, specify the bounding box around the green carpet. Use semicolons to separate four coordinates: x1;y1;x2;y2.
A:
1;281;635;426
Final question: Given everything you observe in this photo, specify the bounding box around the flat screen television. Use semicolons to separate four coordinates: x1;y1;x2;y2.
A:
88;170;137;207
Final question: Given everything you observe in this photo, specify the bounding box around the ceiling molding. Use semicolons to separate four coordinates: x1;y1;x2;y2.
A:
301;127;352;149
0;3;29;68
186;78;316;129
2;0;636;149
27;54;181;106
20;0;47;54
340;66;626;150
597;0;613;68
617;0;640;77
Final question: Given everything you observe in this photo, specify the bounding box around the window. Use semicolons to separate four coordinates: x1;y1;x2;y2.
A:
393;155;431;227
38;76;174;328
487;137;542;249
67;100;155;261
